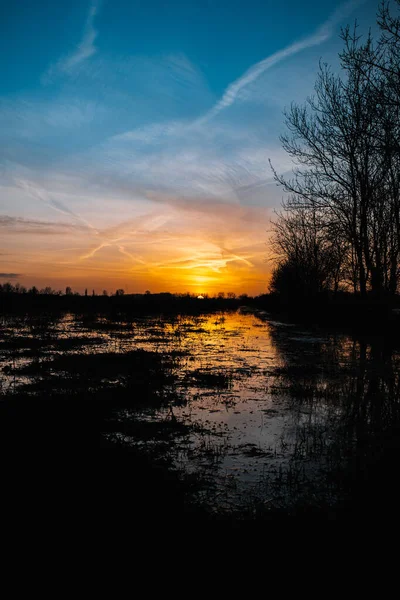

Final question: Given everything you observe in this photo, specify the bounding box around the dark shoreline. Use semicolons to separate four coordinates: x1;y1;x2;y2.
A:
1;290;399;343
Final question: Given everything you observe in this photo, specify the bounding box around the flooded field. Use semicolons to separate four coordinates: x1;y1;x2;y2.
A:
1;308;400;518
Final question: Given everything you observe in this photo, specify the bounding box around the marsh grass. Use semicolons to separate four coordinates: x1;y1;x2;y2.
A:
1;309;400;521
182;369;233;389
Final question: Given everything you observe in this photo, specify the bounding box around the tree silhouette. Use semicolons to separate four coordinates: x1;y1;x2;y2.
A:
271;2;400;297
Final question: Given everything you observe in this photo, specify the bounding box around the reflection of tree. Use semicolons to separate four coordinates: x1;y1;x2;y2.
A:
344;338;400;510
267;322;400;514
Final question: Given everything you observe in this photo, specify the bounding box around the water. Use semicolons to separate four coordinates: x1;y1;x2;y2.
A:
1;309;399;513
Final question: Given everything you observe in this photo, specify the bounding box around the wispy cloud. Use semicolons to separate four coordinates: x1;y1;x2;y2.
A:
196;0;366;124
43;0;101;82
13;178;98;232
0;273;20;279
0;215;87;235
78;213;171;261
152;251;255;272
94;0;364;202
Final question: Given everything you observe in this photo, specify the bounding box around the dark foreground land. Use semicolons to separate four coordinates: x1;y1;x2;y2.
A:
1;291;400;524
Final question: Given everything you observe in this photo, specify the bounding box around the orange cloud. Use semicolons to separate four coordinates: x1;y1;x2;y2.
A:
0;195;273;295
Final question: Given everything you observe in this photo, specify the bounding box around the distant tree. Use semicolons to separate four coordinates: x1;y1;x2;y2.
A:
92;289;95;297
85;288;88;297
29;286;38;295
65;286;72;296
115;289;125;296
1;282;15;293
227;292;237;299
102;289;108;296
145;290;151;295
217;292;225;299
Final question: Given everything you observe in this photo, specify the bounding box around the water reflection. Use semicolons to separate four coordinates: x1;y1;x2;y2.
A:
1;309;399;514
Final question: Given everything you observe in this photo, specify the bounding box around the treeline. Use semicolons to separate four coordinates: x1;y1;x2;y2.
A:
270;1;400;301
0;283;126;296
0;281;246;300
0;283;253;316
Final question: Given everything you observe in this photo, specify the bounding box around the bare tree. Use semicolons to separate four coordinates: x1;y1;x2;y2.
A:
270;3;400;296
340;2;400;294
270;201;347;297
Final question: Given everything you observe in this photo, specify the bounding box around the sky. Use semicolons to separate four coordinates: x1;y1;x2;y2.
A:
0;0;380;295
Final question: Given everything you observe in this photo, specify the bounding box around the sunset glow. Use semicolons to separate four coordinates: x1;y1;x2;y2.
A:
0;0;377;294
0;198;270;294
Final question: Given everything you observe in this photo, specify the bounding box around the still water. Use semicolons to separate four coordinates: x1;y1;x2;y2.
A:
2;309;399;512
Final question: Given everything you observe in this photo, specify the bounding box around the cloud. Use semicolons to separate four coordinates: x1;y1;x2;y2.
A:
77;212;172;261
85;2;364;205
0;215;88;235
113;120;187;144
0;273;20;279
43;0;101;82
12;179;98;232
196;0;366;124
88;120;285;204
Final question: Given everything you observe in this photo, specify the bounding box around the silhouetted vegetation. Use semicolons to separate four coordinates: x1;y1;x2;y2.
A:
270;1;400;302
0;283;250;318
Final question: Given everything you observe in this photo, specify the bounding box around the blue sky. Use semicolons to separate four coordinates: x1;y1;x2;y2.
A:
0;0;380;294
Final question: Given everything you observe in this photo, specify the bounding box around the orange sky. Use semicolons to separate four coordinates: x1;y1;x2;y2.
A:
1;191;273;295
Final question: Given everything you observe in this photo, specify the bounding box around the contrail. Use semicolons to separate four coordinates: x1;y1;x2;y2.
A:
14;178;98;232
195;0;366;125
42;0;102;83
